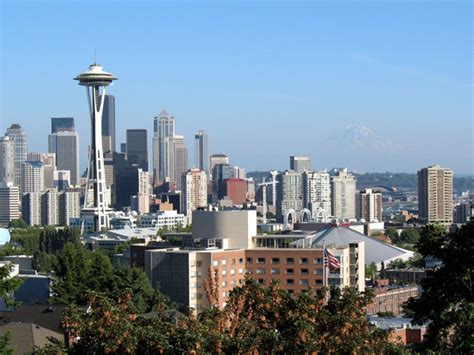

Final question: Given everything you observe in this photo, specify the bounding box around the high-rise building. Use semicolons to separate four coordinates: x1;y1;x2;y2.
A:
22;192;41;226
454;203;471;224
41;189;59;226
194;130;210;175
174;135;188;190
0;182;20;226
58;188;81;226
21;161;44;194
120;143;127;154
131;168;150;214
5;124;27;187
101;94;116;153
302;170;331;222
27;152;56;189
0;136;15;185
290;156;311;173
153;110;176;184
331;169;357;221
51;117;74;133
126;129;148;171
212;164;236;201
48;130;79;185
356;189;382;222
210;154;229;175
182;169;208;223
417;165;453;226
53;170;71;191
276;170;303;224
74;62;117;232
225;178;247;205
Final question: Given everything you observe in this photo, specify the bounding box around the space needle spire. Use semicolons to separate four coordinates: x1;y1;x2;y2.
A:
74;62;117;233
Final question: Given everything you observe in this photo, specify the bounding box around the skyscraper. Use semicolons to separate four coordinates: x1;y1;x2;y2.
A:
41;189;59;226
74;62;117;232
330;169;357;221
153;110;176;184
22;192;41;226
276;170;303;223
0;136;15;185
417;165;453;226
290;156;311;173
356;189;382;222
126;129;148;171
5;124;27;187
28;152;56;189
194;130;210;175
182;168;208;224
302;170;331;222
51;117;74;133
21;161;44;194
48;130;80;185
212;163;236;201
210;154;229;175
101;94;116;153
0;183;20;226
174;134;188;190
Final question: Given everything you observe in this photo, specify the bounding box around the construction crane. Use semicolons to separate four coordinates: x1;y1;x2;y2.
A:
258;179;278;224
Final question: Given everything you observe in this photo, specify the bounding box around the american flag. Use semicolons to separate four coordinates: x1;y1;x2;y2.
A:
324;248;341;271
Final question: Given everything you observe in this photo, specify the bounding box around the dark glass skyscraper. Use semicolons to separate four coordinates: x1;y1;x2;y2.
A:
101;95;116;153
126;129;148;171
51;117;75;133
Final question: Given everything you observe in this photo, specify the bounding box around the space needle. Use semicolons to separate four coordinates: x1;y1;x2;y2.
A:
74;61;117;233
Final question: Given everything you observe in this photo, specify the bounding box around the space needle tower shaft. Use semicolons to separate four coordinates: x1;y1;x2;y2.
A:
74;62;117;233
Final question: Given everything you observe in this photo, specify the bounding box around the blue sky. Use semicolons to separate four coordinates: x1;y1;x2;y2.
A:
1;0;472;174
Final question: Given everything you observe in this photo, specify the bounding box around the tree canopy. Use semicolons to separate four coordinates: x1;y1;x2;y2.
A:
405;222;474;353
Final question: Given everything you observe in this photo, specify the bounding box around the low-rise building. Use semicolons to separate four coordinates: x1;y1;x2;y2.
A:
137;210;186;229
366;285;419;315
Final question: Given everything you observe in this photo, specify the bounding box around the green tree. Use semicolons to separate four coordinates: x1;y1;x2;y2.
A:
7;218;27;229
365;262;378;280
405;222;474;353
385;227;399;241
399;228;419;244
0;263;23;308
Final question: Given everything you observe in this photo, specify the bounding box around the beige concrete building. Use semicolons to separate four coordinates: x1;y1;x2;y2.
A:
331;169;356;221
417;165;453;226
182;169;208;223
0;183;20;226
356;189;382;222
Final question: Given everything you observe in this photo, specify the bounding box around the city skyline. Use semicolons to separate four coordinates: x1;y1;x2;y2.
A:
1;1;472;174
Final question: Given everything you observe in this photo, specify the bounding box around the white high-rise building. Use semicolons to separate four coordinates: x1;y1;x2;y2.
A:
290;156;311;173
59;189;81;226
182;168;208;224
0;136;15;185
21;161;44;194
356;189;382;222
331;169;357;221
48;131;79;185
0;182;20;226
174;135;188;190
153;110;176;184
131;168;150;214
5;124;27;187
303;170;331;222
418;165;453;226
41;189;59;226
194;130;210;176
27;152;56;189
276;170;303;224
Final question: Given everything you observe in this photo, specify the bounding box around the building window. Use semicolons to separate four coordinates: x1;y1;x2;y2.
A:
286;268;294;275
213;260;218;267
230;280;235;287
231;258;236;265
238;268;244;274
221;259;227;266
286;279;294;285
222;281;227;287
300;268;309;275
257;257;266;264
230;269;235;275
246;269;253;275
300;279;309;286
286;258;294;264
315;279;323;285
246;257;253;264
222;270;227;276
257;279;265;285
299;258;308;264
256;268;265;275
239;258;244;264
314;258;323;264
271;257;280;264
222;292;227;298
314;269;323;275
271;269;280;275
